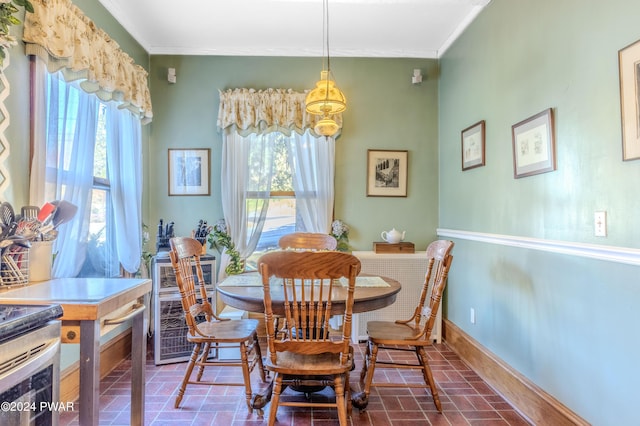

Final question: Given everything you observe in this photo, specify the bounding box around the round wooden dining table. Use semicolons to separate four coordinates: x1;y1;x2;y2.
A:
216;272;401;316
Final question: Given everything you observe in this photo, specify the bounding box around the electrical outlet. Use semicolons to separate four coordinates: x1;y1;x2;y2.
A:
470;308;476;324
594;211;607;237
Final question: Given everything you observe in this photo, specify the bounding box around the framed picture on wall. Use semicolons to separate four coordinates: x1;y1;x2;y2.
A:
618;38;640;161
168;148;210;196
461;120;486;171
511;108;556;178
366;149;408;197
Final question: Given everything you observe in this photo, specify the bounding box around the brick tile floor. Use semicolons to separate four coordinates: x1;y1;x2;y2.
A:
60;338;531;425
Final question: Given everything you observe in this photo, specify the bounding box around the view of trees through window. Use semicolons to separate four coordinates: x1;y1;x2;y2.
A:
245;135;299;268
78;103;119;278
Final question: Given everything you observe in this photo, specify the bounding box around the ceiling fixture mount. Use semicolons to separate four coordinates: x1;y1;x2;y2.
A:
305;0;345;137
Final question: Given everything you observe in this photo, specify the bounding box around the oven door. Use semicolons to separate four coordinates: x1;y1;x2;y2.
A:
0;321;61;426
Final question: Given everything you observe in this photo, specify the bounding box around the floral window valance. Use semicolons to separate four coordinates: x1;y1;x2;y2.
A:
218;88;342;137
22;0;152;123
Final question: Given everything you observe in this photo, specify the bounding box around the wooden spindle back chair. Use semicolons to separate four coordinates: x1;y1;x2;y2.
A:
354;240;454;413
258;250;361;426
169;237;266;413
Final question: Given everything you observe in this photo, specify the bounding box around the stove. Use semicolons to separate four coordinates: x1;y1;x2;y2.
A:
0;304;63;425
0;304;63;344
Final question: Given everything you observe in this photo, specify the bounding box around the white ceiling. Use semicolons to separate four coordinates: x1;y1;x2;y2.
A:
98;0;491;58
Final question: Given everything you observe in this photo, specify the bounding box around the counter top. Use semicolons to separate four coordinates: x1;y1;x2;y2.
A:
0;277;151;320
0;277;151;425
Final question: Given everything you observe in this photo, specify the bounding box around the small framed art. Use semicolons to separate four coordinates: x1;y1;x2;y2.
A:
511;108;556;178
461;120;486;171
618;38;640;161
168;148;210;196
366;149;408;197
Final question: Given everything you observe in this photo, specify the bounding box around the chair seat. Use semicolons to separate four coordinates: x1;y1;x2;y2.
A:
366;321;430;346
188;318;259;343
264;350;353;376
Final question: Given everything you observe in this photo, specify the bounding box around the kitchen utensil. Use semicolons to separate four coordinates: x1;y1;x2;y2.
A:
21;205;40;221
0;202;14;227
15;219;39;239
0;222;17;239
51;200;78;229
0;236;29;259
37;202;56;223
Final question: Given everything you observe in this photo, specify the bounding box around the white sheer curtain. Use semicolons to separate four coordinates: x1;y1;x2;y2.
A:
289;131;335;233
30;63;97;277
105;102;143;273
30;58;143;277
220;132;274;281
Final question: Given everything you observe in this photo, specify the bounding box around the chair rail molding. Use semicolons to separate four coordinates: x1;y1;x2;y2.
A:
0;56;10;198
437;228;640;267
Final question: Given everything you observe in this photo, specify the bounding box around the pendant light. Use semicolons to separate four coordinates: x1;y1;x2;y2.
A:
305;0;345;137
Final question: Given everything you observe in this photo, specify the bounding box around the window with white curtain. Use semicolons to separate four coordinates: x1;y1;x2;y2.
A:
245;133;298;268
217;88;338;279
220;129;335;277
30;59;143;278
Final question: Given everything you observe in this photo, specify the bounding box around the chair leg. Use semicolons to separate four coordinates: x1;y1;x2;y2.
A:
334;374;348;426
239;342;254;413
416;346;442;412
253;332;266;382
196;342;211;381
359;341;379;410
175;343;202;408
267;373;283;426
359;340;371;387
344;371;352;417
363;342;379;394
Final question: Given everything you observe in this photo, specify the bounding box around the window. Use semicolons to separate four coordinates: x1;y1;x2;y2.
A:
31;60;143;278
217;89;335;278
78;104;119;277
245;134;299;268
222;130;334;274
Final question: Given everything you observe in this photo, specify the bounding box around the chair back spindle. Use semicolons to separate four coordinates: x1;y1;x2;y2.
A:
260;251;360;365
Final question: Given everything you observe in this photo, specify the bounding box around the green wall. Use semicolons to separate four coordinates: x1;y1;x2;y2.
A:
148;55;439;251
439;1;640;424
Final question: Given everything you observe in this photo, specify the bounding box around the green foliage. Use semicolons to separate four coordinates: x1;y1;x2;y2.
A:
207;219;244;275
139;223;153;277
247;134;293;192
0;0;34;67
13;0;34;13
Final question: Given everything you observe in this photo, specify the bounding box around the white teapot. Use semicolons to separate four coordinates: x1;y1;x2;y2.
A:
381;228;406;244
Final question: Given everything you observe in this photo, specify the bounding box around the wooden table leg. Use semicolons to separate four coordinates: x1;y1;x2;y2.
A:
79;320;100;425
130;309;146;425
